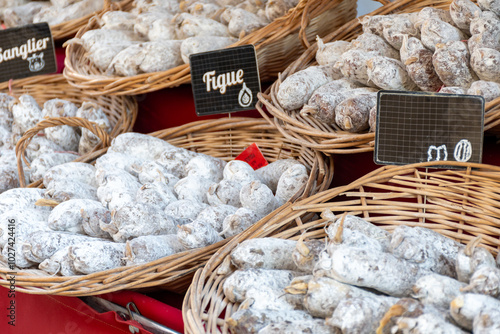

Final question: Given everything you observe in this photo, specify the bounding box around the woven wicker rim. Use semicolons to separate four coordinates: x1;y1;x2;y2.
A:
62;0;359;95
256;0;500;155
0;74;138;187
183;160;500;334
0;117;333;296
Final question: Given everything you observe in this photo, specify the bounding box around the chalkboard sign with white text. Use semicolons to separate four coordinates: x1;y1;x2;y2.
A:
189;45;261;116
374;91;484;168
0;23;57;83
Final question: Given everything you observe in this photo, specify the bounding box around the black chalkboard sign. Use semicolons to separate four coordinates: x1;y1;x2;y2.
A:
189;45;261;116
374;91;484;167
0;23;57;82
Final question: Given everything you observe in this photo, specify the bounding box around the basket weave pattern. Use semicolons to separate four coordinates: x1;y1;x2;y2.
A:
0;117;333;296
256;0;500;154
183;161;500;334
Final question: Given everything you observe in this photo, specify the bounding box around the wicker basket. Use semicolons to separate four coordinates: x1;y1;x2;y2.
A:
256;0;500;155
183;160;500;334
0;117;333;296
0;74;137;187
62;0;360;96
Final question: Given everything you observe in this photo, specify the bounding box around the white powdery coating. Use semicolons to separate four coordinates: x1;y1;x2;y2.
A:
334;93;378;133
96;168;141;210
315;37;351;66
256;159;302;193
470;10;500;35
230;238;298;270
177;220;222;249
450;0;482;30
11;94;43;136
400;35;428;64
185;154;225;182
135;160;179;186
0;93;15;130
292;239;325;272
107;43;145;76
174;13;230;39
88;41;136;72
125;234;184;266
76;101;112;155
0;162;20;193
227;309;312;334
325;228;388;255
326;295;398;333
156;146;198;178
395;313;468;334
33;0;103;26
100;11;137;30
139;40;183;73
136;181;177;210
470;48;500;83
470;246;497;272
450;293;500;330
48;199;104;234
327;245;424;297
334;49;379;87
0;188;47;215
108;132;178;161
25;136;64;162
78;29;138;52
29;152;80;183
477;0;500;15
181;36;236;63
433;41;478;88
69;241;126;274
174;175;213;203
164;199;209;225
148;16;178;41
473;308;500;334
369;105;377;132
43;162;97;189
0;208;50;250
45;180;98;202
439;86;467;94
468;80;500;101
95;152;145;177
23;230;99;264
102;203;176;242
196;204;238;232
186;2;222;19
349;33;400;59
258;319;334;334
421;19;468;52
134;11;171;38
414;7;455;30
276;164;308;203
360;14;397;36
412;274;466;309
468;26;500;54
390;225;463;278
304;276;375;319
277;66;333;111
206;179;243;207
467;266;500;297
382;15;420;50
240;180;279;216
367;56;417;90
224;8;267;37
222;207;263;238
223;160;261;185
38;245;78;276
0;127;14;150
42;99;80;152
79;200;111;239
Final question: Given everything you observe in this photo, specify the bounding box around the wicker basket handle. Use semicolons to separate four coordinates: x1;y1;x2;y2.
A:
16;117;113;188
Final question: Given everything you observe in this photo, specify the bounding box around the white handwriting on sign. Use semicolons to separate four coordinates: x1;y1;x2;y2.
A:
427;145;448;162
0;37;50;64
203;69;244;94
454;139;472;162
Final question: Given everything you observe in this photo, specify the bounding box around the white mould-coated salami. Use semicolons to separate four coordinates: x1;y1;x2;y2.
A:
164;199;209;225
367;56;417;91
106;44;144;76
0;164;20;193
439;86;467;94
292;238;325;273
87;41;137;72
325;245;424;297
463;266;500;298
395;313;468;334
48;199;105;234
334;93;377;133
140;40;183;73
38;246;78;276
0;188;47;214
0;208;50;250
0;93;15;129
277;65;334;110
134;161;179;186
334;49;379;87
223;160;261;184
136;181;177;210
258;319;337;334
414;7;455;29
303;276;375;319
79;200;111;239
420;19;468;52
315;37;351;66
69;241;126;274
450;0;482;31
468;26;500;53
206;179;243;207
433;41;478;89
360;14;397;36
43;162;97;189
185;154;225;182
473;308;500;334
95;152;145;177
0;128;14;150
255;159;302;193
470;10;500;35
468;80;500;101
125;234;185;265
240;180;279;216
76;101;111;155
186;2;222;18
43;99;80;152
25;136;63;162
96;168;141;210
180;36;236;63
230;238;299;270
221;207;263;238
41;97;78;117
227;309;312;334
147;17;177;41
224;8;268;37
324;226;388;255
76;29;138;53
195;204;238;232
174;175;213;203
177;220;222;249
134;12;168;39
275;164;308;204
102;203;176;242
29;152;80;183
470;47;500;83
382;15;420;50
477;0;500;15
108;132;178;161
100;11;137;30
11;94;43;136
45;180;98;202
156;146;198;178
412;274;466;309
349;33;400;59
173;13;230;38
326;295;399;334
450;293;500;330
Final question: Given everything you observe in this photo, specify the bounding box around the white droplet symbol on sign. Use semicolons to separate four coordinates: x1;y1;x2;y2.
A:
238;82;252;108
454;139;472;162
